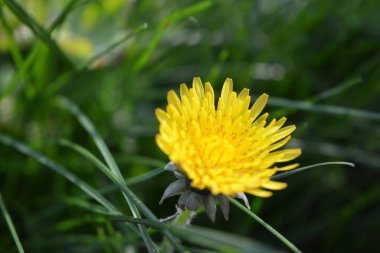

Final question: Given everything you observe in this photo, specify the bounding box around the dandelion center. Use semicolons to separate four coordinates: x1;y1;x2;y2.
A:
199;135;235;167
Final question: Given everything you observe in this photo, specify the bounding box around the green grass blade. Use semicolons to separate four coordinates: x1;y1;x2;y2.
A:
0;133;117;211
46;23;148;94
57;139;125;187
229;197;301;253
45;70;75;96
186;249;219;253
0;4;41;101
0;133;142;237
56;140;157;253
295;138;378;168
267;96;380;121
117;181;185;251
74;167;164;201
108;214;280;253
48;0;78;33
56;97;123;179
125;167;165;185
57;138;184;251
2;0;72;66
57;97;182;251
171;224;280;253
68;202;115;217
1;0;83;100
116;154;166;168
64;197;117;215
0;6;23;68
167;1;212;23
0;44;40;100
309;77;362;102
77;23;148;71
0;192;25;253
133;1;212;73
272;161;355;180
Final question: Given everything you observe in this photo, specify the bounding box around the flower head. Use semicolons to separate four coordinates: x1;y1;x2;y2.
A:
156;77;301;199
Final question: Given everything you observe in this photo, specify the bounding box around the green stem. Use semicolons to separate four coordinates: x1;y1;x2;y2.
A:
175;209;194;225
161;209;193;253
229;197;302;253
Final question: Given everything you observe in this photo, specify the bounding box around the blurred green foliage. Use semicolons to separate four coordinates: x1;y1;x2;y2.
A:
0;0;380;252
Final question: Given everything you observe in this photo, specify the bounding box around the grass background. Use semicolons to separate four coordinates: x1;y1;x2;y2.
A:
0;0;379;252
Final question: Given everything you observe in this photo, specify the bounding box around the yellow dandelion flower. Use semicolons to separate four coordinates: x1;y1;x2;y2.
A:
156;77;301;198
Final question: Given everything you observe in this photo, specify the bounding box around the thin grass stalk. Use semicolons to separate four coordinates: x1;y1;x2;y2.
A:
2;0;73;66
228;197;302;253
55;98;159;252
58;97;183;250
272;161;355;180
108;215;279;253
57;138;184;251
0;133;140;236
0;192;25;253
267;96;380;121
132;1;212;73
